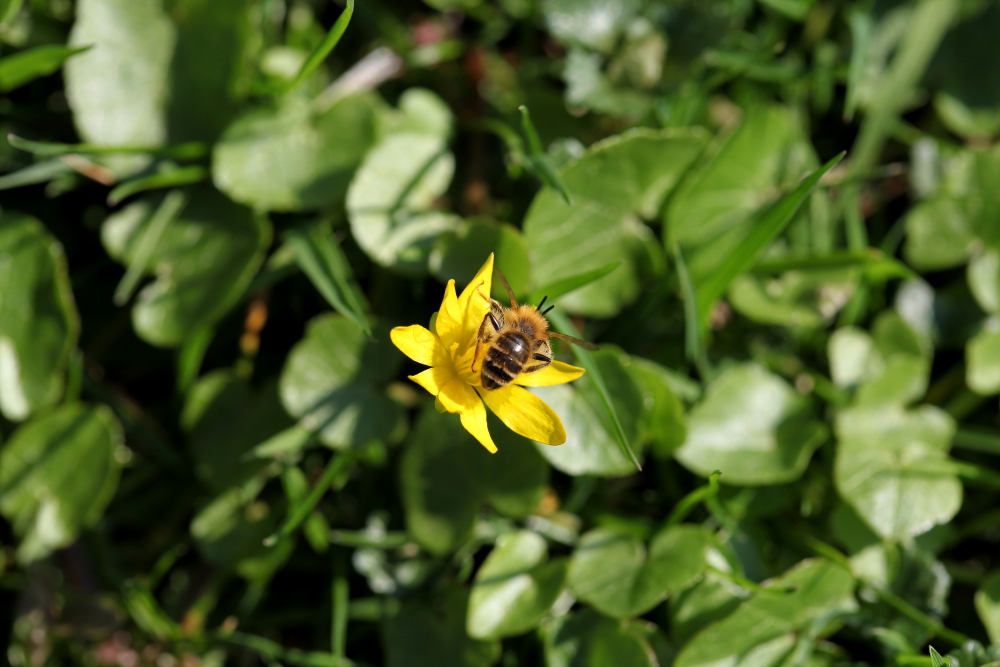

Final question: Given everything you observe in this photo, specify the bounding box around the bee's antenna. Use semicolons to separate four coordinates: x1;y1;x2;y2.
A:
542;305;555;316
537;295;548;311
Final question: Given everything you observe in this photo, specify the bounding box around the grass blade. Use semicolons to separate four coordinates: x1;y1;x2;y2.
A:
332;553;349;657
113;191;187;306
751;248;916;281
695;152;845;327
223;632;355;667
0;158;72;190
8;133;207;159
287;0;354;92
928;647;949;667
528;261;622;303
672;243;704;367
264;452;355;547
547;310;641;472
519;105;571;204
844;8;873;122
107;165;208;205
0;45;90;93
176;326;214;394
284;224;371;336
666;470;721;526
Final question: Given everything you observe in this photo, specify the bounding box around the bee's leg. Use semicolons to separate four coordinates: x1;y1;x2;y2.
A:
472;311;503;373
523;353;552;374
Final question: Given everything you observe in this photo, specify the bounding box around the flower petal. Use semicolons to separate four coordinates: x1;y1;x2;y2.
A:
478;384;567;446
408;366;460;398
454;254;494;354
436;373;481;414
391;325;441;366
514;360;586;387
434;280;462;348
460;397;497;453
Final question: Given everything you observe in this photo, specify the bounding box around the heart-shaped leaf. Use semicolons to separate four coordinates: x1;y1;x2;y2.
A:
0;403;123;563
279;314;403;449
181;371;292;493
64;0;174;175
523;128;707;317
101;187;271;347
0;212;79;421
213;93;379;211
676;364;827;485
568;524;712;618
347;88;460;274
543;608;658;667
399;408;548;554
467;530;568;639
383;587;499;667
674;559;857;667
835;404;961;539
529;347;645;477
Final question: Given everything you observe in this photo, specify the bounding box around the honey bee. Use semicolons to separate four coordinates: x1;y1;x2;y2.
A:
473;269;598;390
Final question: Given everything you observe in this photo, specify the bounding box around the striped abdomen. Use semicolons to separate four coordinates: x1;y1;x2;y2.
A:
481;331;531;390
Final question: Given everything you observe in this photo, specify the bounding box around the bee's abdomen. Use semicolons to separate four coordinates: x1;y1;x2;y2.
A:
481;332;530;390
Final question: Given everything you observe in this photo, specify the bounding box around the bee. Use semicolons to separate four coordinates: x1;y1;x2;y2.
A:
473;269;598;391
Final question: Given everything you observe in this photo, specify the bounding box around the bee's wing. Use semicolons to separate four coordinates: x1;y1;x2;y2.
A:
494;268;518;308
547;331;599;351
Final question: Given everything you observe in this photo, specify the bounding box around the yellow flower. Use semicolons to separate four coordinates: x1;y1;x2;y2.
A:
390;254;586;453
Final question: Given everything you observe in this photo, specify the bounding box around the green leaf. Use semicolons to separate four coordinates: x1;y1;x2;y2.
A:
528;261;622;305
399;408;548;554
107;165;208;206
0;403;123;563
112;190;188;307
0;45;90;93
213;93;379;211
676;364;827;486
191;478;293;575
543;608;658;667
284;223;371;336
969;248;1000;315
568;524;712;618
7;134;207;159
347;89;460;274
0;0;25;26
431;220;531;302
930;647;949;667
625;355;687;459
101;189;270;347
466;531;568;639
670;569;745;638
279;315;402;449
829;313;930;407
287;0;354;91
757;0;815;20
0;159;74;191
383;587;499;667
665;106;805;251
531;329;644;475
65;0;175;176
524;128;707;317
835;404;961;539
693;152;844;328
180;371;291;493
519;105;571;204
167;0;254;143
0;212;79;421
674;559;857;667
542;0;642;54
975;570;1000;646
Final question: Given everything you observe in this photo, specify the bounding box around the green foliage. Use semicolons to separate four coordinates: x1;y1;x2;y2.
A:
3;0;1000;666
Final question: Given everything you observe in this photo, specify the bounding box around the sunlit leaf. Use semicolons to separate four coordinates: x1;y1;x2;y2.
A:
0;404;123;563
